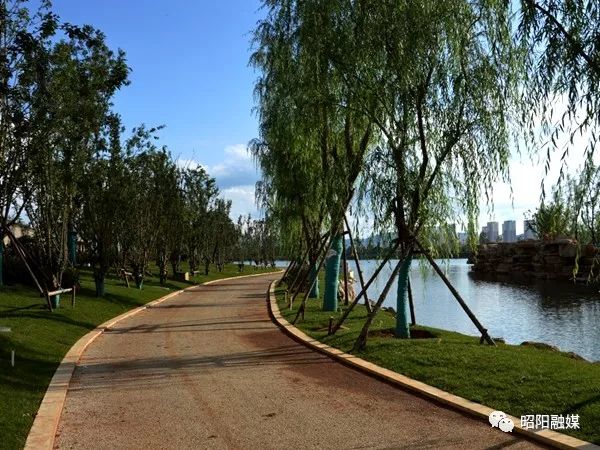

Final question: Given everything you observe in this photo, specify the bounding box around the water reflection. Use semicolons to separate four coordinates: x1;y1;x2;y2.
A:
343;259;600;361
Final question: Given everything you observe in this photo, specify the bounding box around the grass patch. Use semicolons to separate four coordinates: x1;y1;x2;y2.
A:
276;283;600;444
0;263;278;450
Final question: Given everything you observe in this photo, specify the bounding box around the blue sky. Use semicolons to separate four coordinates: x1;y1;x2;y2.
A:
49;1;596;235
51;0;265;219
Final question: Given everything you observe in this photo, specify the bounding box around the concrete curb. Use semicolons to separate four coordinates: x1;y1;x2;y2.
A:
24;270;282;450
267;279;598;450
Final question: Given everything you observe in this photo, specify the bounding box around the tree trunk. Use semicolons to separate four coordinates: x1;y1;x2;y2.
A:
323;233;343;311
171;259;179;277
94;270;106;297
67;226;77;266
158;254;168;286
132;264;144;289
395;255;412;338
352;250;408;351
189;251;198;272
135;273;143;289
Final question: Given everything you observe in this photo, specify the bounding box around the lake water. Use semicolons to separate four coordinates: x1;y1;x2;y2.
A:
277;259;600;361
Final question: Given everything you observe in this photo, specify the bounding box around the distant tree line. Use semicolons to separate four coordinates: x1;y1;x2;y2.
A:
0;1;277;298
236;215;279;269
527;165;600;245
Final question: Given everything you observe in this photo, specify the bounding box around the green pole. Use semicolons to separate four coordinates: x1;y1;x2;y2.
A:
68;229;77;265
308;262;319;298
323;233;343;311
395;255;412;338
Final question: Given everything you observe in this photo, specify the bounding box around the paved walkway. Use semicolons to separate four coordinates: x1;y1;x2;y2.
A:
56;273;543;449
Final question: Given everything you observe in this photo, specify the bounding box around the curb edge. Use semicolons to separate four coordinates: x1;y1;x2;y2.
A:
266;279;598;450
24;269;283;450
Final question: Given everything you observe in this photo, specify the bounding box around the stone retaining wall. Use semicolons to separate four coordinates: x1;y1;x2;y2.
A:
471;239;599;281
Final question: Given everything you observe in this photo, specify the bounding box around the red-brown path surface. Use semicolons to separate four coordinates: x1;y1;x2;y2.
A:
55;273;543;449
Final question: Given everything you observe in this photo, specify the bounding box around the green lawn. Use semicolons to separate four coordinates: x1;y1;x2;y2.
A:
276;282;600;444
0;263;278;450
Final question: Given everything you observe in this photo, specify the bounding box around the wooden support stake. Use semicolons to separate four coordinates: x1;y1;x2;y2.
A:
291;232;331;309
341;233;349;306
416;240;495;346
2;224;46;302
352;254;409;352
407;277;416;326
344;215;373;313
289;233;328;295
331;239;401;335
120;269;131;288
281;254;299;282
293;231;334;324
71;285;76;307
288;233;329;297
293;191;355;323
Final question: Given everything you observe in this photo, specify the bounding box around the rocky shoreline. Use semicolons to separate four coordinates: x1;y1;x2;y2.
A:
470;239;599;282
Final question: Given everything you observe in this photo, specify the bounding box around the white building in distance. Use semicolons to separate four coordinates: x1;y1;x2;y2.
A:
502;220;517;243
487;221;499;242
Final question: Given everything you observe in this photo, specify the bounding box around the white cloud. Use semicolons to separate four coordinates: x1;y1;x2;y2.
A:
220;184;260;219
224;143;252;160
176;144;261;220
203;143;258;188
175;158;203;171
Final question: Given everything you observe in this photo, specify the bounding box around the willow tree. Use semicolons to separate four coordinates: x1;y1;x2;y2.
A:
251;130;328;300
571;167;600;245
518;0;600;183
346;1;519;348
250;0;330;305
251;0;376;313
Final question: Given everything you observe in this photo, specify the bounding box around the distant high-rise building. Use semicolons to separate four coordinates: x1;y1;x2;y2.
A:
524;220;537;239
502;220;517;243
457;232;468;245
487;221;499;242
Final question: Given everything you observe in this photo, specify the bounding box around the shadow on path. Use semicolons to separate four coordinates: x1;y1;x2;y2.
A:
70;344;329;392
